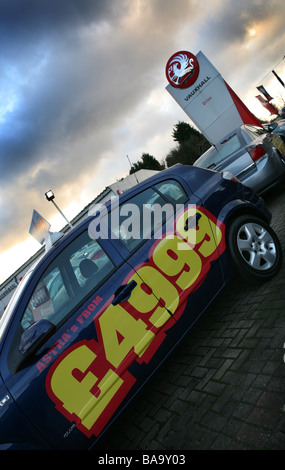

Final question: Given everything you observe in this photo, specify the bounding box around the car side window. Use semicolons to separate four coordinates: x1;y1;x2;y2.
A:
111;179;188;252
112;188;166;252
20;267;68;330
20;232;114;332
154;179;188;204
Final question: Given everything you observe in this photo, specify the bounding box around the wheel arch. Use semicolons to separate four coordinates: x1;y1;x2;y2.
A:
218;200;272;241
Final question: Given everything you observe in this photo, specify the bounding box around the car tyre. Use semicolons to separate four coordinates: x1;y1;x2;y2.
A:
227;215;282;282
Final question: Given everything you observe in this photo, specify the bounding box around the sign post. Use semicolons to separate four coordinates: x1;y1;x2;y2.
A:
165;50;261;145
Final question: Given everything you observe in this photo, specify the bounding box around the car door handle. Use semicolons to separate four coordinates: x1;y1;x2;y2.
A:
184;213;201;231
112;280;137;306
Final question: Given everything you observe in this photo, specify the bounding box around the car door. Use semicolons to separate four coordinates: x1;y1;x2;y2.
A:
103;176;226;367
0;224;170;450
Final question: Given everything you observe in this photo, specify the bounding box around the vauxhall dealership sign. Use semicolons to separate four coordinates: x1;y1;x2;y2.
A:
165;51;200;89
165;50;261;145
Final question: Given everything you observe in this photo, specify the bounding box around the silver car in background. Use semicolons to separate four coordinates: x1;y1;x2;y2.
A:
194;124;285;195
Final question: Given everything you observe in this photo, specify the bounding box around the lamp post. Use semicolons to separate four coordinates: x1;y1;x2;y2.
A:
45;190;73;229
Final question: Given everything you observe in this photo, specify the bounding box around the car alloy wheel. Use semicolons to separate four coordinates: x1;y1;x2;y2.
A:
237;222;276;270
227;215;282;281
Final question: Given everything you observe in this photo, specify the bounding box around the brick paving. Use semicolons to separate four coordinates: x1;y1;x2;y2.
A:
99;185;285;451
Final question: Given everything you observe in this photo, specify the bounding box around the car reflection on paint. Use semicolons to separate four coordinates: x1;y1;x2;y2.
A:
194;124;285;195
0;164;282;449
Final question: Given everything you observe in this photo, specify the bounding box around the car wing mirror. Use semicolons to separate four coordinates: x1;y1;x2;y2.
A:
19;319;55;356
268;122;278;132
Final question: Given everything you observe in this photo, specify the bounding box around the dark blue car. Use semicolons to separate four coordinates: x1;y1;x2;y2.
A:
0;165;282;449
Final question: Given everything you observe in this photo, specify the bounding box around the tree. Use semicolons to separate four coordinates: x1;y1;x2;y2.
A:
129;153;165;174
166;121;211;167
172;121;201;144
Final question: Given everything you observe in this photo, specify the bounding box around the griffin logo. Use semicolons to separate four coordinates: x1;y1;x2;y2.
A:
166;51;199;89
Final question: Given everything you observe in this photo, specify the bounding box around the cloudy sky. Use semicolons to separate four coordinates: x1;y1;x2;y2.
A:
1;0;285;284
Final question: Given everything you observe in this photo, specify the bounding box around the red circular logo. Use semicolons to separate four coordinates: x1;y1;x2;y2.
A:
166;51;199;89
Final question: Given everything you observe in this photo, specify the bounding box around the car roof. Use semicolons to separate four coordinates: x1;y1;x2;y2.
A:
28;164;188;259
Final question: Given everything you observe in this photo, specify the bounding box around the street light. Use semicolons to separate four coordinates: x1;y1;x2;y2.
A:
45;190;73;229
45;190;55;201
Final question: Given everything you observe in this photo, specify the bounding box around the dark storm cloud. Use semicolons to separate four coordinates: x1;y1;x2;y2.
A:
0;0;197;182
0;0;126;251
0;0;120;180
0;0;197;252
0;0;114;39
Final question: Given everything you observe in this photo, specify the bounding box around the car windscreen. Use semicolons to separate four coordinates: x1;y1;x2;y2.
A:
197;134;242;168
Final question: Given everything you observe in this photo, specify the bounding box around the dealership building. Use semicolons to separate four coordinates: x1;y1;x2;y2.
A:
0;169;158;317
